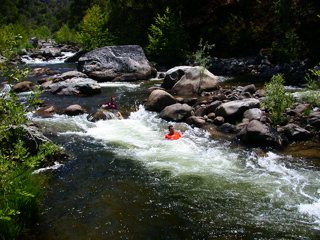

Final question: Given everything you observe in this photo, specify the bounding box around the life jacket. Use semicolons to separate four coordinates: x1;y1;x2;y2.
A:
105;102;117;110
165;132;181;140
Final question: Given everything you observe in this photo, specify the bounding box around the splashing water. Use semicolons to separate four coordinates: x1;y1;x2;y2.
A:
29;104;320;239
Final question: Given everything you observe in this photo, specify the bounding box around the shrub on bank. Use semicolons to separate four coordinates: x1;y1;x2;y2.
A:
0;37;60;239
262;74;294;125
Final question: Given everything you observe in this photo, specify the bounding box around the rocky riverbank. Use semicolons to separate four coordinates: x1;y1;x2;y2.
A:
7;42;320;150
144;66;320;150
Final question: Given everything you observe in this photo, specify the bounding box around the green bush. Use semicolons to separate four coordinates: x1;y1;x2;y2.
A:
76;5;114;51
262;74;294;125
0;37;60;239
146;7;188;66
298;64;320;107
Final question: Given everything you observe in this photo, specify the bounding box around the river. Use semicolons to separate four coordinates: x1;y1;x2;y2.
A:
15;57;320;239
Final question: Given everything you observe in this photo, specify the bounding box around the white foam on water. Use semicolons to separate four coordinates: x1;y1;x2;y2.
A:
21;52;74;64
32;161;64;174
29;105;320;229
99;82;142;88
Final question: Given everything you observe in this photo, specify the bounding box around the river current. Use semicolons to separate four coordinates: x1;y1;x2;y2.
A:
11;57;320;239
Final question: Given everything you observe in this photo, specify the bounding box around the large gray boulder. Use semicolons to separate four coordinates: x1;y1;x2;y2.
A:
236;120;287;148
77;45;157;82
161;66;193;89
169;66;219;95
45;77;101;96
215;99;260;122
145;90;176;112
43;47;62;58
159;103;192;122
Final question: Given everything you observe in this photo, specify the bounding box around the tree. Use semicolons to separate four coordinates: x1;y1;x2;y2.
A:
76;5;114;51
146;7;188;66
55;24;76;44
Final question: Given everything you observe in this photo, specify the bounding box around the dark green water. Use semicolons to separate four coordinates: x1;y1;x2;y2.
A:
14;61;320;239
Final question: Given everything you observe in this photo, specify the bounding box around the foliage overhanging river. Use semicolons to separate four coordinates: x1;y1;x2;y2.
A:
17;57;320;239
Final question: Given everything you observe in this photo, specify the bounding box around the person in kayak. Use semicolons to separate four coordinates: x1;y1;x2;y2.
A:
102;97;123;119
165;125;181;140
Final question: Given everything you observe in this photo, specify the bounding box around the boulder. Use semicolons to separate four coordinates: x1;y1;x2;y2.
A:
87;109;116;122
62;104;86;116
215;99;260;122
217;123;239;133
45;77;101;96
185;116;206;127
12;81;37;93
243;108;263;121
77;45;157;82
4;123;51;155
206;100;222;114
53;70;88;82
242;84;256;94
307;111;320;130
213;116;225;125
161;66;193;89
145;90;176;112
34;105;58;118
236;120;287;148
170;66;219;95
283;124;313;142
159;103;192;122
43;47;62;58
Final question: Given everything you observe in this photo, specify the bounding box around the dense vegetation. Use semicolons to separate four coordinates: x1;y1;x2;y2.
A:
0;0;319;65
0;36;61;239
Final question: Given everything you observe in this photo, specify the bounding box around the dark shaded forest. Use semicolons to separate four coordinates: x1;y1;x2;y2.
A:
1;0;320;64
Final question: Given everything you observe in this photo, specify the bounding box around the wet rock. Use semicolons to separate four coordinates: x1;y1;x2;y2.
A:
185;116;206;127
45;77;101;96
54;70;88;82
213;116;224;125
283;124;313;142
34;105;58;118
145;89;176;112
159;103;192;122
87;109;116;122
217;123;239;133
236;120;287;148
62;104;86;116
12;81;37;93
